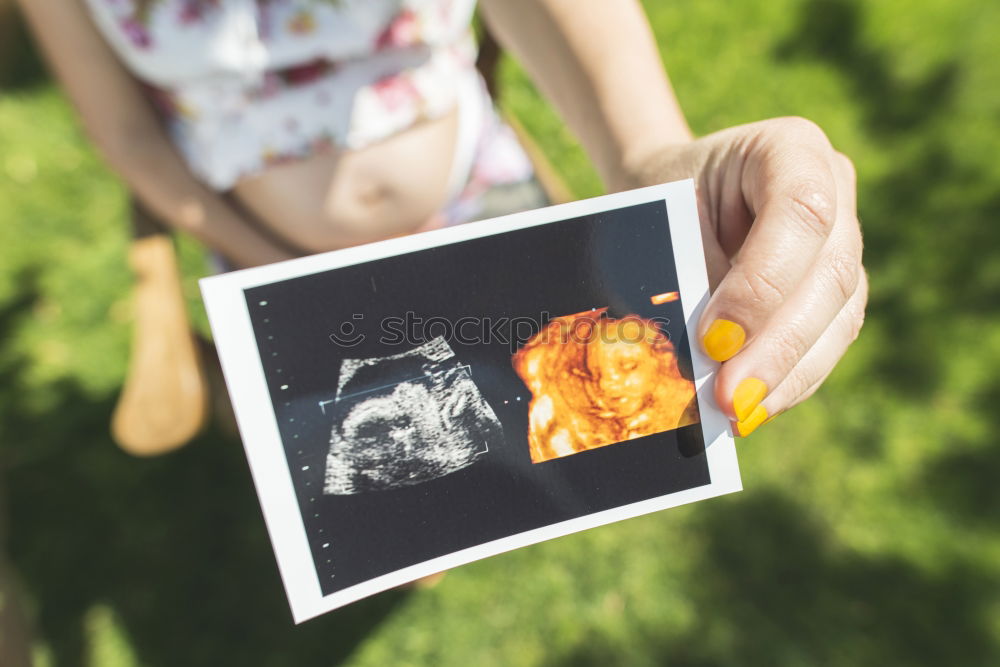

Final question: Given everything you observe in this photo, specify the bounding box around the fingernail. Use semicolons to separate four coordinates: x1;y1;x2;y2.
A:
733;377;768;422
735;404;768;437
702;319;746;362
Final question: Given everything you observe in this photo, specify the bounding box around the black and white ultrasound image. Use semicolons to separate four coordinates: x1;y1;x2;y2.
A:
245;201;711;595
324;337;503;495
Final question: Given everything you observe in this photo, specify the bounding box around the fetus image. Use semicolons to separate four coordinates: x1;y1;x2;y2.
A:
324;337;503;495
512;309;699;463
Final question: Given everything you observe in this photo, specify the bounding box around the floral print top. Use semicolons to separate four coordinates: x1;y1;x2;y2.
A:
84;0;480;189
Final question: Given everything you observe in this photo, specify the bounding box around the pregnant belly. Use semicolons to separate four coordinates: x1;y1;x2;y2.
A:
230;108;459;254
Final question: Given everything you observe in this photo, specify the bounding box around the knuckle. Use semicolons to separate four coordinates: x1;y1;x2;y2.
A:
769;326;810;371
858;266;870;299
776;116;831;146
835;151;857;183
846;290;868;343
826;247;862;304
788;181;837;238
795;379;824;406
741;266;790;306
784;364;817;402
848;310;865;343
833;285;867;347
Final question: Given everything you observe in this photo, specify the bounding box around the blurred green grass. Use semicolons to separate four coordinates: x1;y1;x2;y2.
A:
1;0;999;664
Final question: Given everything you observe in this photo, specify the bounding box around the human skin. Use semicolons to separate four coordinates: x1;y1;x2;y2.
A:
624;119;867;434
19;0;866;434
481;0;866;434
18;0;475;266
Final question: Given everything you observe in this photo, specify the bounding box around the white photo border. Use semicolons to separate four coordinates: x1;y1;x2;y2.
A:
200;179;740;623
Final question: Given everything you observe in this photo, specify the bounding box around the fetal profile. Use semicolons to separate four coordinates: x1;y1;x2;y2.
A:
512;309;699;463
324;337;504;495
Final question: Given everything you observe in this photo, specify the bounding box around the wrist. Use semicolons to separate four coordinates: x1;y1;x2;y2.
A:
616;136;694;191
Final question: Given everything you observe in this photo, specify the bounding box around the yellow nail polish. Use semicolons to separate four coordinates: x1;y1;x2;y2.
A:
735;404;768;437
702;319;746;362
733;377;768;422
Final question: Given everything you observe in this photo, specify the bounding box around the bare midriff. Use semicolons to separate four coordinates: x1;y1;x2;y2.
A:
231;106;460;254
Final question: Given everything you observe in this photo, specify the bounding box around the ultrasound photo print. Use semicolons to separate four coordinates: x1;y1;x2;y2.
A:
200;181;740;623
324;337;503;495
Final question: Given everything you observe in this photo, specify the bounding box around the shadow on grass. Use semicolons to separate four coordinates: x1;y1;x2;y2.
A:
0;3;47;91
3;1;998;664
0;282;406;666
549;491;998;666
775;0;1000;450
773;0;1000;542
774;0;958;136
918;437;1000;532
915;371;1000;532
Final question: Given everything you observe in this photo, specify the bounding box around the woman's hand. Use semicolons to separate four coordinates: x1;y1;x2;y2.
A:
479;4;865;436
629;117;868;436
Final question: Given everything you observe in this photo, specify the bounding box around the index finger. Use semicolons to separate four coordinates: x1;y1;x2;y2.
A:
698;118;839;362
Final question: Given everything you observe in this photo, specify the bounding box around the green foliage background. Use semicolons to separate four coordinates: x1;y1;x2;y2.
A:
0;0;998;664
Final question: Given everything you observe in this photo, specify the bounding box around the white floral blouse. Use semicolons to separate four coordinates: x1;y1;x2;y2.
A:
83;0;481;190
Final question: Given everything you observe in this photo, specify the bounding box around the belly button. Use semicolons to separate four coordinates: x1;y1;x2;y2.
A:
356;181;390;208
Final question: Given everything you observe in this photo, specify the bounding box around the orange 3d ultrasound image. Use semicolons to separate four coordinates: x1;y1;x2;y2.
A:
512;309;700;463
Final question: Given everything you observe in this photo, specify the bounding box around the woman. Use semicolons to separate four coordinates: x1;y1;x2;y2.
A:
17;0;867;436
